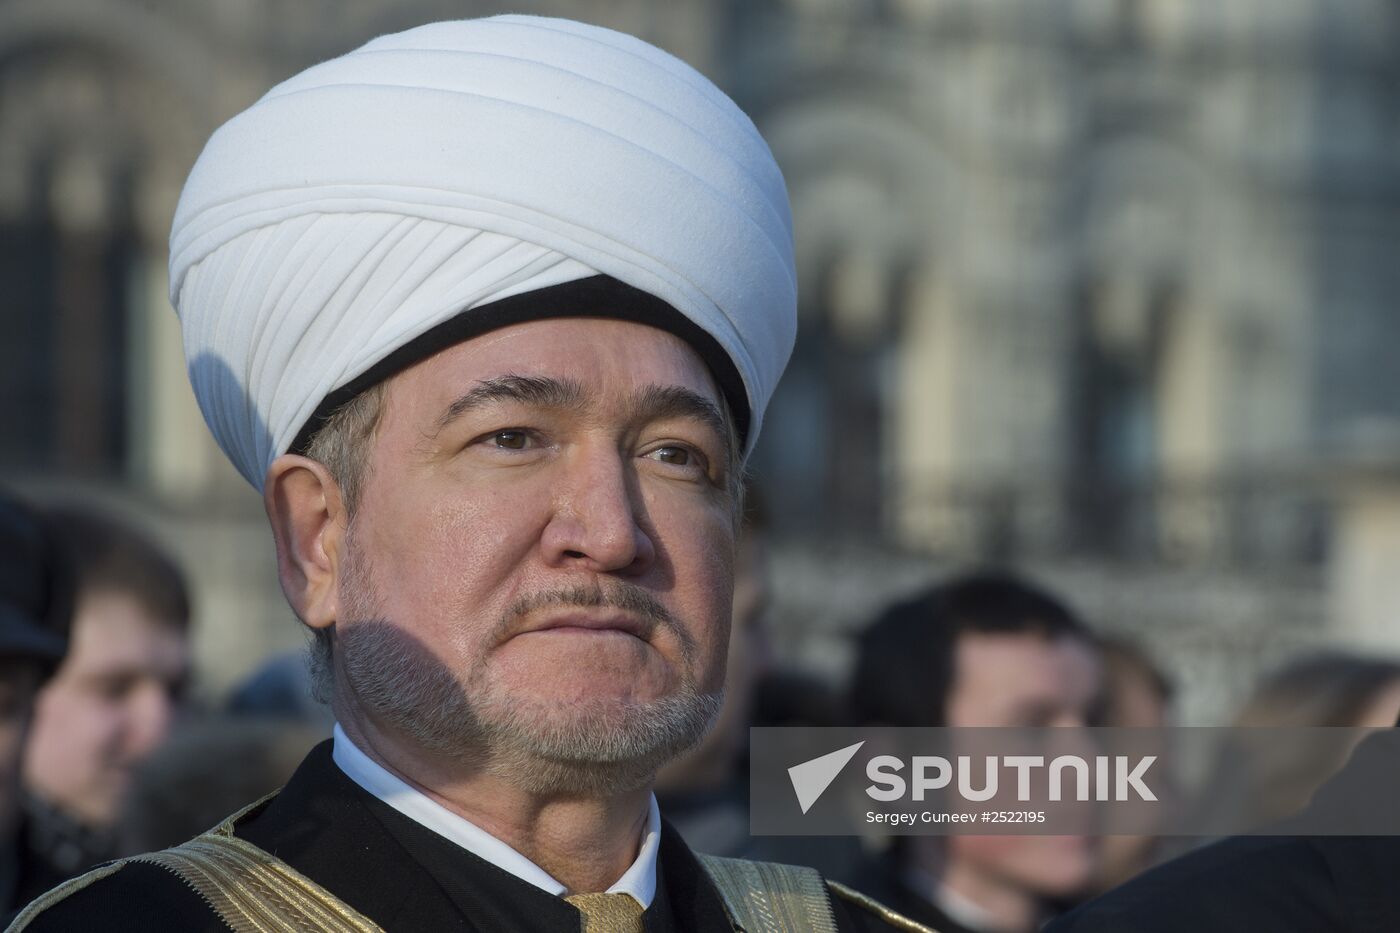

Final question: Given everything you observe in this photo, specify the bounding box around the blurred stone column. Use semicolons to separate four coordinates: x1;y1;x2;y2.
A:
826;246;892;535
1155;296;1226;562
50;154;114;469
1329;432;1400;652
891;262;962;552
126;165;231;499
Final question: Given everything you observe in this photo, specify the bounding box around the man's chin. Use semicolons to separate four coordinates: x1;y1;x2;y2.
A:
476;691;723;794
490;658;676;708
486;746;669;796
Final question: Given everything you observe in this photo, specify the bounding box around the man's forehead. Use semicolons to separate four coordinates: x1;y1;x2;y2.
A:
64;604;188;676
955;631;1097;676
391;317;726;413
70;591;183;644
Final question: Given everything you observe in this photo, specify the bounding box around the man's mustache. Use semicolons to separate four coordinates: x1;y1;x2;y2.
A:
499;582;682;645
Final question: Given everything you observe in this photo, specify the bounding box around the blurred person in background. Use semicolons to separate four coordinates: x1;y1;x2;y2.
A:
1096;637;1172;731
15;506;191;903
1049;652;1400;932
845;571;1104;933
1235;651;1400;730
742;672;866;880
225;650;335;732
750;669;850;730
0;494;71;916
1088;636;1174;893
114;717;323;855
1189;652;1400;837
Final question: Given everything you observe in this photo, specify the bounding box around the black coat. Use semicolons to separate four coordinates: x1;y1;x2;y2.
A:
1047;731;1400;933
13;742;917;932
1045;834;1400;933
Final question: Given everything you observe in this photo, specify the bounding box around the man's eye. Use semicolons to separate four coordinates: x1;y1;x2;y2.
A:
491;431;529;450
0;689;23;719
648;446;692;466
94;677;136;703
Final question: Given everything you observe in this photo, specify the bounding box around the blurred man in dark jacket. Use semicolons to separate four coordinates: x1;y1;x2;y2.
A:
845;571;1104;933
0;493;71;916
16;507;190;903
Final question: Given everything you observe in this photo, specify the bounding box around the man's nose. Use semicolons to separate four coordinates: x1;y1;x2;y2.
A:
541;444;655;574
124;680;177;760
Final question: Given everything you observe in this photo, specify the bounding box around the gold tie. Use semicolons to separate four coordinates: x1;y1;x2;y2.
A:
564;892;645;933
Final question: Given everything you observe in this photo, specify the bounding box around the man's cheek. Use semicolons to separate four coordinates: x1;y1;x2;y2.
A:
697;618;732;692
0;722;23;779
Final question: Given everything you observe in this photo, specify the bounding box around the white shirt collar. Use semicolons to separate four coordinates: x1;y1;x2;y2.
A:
331;723;660;908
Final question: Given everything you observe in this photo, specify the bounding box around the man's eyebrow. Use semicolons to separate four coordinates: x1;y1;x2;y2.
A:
434;374;586;435
432;375;729;447
631;384;729;445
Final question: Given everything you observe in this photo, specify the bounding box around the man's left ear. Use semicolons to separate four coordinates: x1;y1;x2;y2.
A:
263;454;349;631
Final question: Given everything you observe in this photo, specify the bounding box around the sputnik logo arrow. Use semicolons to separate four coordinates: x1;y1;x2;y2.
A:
788;741;865;814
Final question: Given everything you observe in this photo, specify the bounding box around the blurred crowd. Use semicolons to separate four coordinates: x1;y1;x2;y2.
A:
4;483;1399;931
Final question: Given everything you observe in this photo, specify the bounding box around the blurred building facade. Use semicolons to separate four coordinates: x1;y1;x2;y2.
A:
3;0;1399;720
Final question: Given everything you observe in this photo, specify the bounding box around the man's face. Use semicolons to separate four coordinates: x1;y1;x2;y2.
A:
23;593;189;827
334;318;737;791
946;632;1100;729
944;631;1102;898
656;530;771;789
0;659;43;840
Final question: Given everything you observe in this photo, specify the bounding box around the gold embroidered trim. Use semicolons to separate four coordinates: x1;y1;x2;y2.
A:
7;791;382;933
827;880;940;933
6;861;127;932
134;834;383;933
698;854;839;933
209;790;282;838
7;795;928;933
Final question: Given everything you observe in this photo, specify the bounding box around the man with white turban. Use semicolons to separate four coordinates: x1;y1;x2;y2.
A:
11;16;923;932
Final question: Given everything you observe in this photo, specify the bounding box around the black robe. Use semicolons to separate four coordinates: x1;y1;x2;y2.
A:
14;742;914;931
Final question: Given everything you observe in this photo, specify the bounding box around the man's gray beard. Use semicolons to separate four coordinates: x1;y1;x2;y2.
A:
335;541;723;795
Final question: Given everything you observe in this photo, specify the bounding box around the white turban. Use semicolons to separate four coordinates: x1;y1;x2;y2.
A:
170;15;796;489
